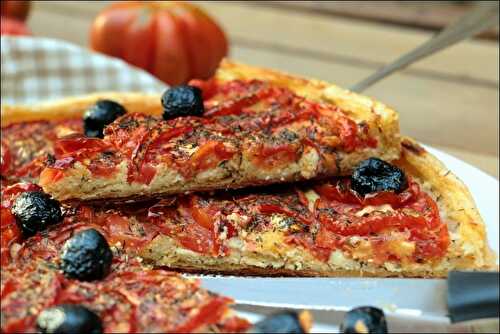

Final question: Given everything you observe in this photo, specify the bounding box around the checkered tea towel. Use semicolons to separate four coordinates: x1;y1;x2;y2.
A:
1;36;167;105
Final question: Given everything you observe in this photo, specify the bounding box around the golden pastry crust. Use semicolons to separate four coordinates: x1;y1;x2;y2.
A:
21;60;400;201
396;138;496;273
1;92;162;127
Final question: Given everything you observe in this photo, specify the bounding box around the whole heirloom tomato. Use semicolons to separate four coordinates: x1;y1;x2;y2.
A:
0;0;31;21
0;16;30;36
90;1;228;85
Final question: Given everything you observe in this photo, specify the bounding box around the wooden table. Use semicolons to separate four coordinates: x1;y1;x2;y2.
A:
29;1;499;178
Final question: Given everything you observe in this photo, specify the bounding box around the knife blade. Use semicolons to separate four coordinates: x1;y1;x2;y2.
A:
199;276;448;317
199;271;499;321
199;272;498;333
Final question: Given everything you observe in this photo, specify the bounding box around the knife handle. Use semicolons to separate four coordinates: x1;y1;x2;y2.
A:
447;271;499;323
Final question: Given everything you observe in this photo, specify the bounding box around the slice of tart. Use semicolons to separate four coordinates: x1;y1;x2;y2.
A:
1;93;162;186
139;138;496;277
33;60;400;201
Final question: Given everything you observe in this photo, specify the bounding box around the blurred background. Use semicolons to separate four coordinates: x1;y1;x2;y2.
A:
1;1;498;178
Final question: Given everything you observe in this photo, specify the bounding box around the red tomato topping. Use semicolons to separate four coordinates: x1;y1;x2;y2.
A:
88;160;120;178
54;134;111;156
310;179;449;261
314;226;345;251
127;126;193;184
218;315;252;333
39;168;65;184
146;126;194;157
0;208;22;266
337;117;363;152
176;196;225;255
0;140;11;175
285;233;331;262
104;213;152;249
173;296;232;333
0;279;18;300
248;143;298;170
203;80;280;117
189;78;218;100
183;141;236;177
177;221;216;255
1;182;42;204
186;196;214;230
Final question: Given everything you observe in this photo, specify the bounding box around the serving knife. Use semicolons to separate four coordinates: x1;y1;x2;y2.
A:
200;271;499;332
350;1;499;93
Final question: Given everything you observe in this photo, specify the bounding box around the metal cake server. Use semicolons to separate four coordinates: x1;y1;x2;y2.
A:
350;1;499;93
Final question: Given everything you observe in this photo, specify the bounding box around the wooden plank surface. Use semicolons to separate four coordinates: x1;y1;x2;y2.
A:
26;1;499;178
257;1;499;40
34;1;499;84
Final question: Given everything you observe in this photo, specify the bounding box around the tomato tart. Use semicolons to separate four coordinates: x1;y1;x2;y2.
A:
27;60;401;201
0;60;494;281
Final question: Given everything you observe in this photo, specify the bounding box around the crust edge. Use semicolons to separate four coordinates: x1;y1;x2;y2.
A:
397;137;496;271
1;92;162;127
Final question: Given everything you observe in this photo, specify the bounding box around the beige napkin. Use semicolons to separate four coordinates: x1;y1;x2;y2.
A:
1;36;167;105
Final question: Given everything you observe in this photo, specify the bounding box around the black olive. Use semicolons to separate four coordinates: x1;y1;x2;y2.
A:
60;229;113;281
247;311;308;334
11;191;63;237
36;304;103;334
161;85;204;120
351;158;408;196
340;306;387;334
83;100;127;138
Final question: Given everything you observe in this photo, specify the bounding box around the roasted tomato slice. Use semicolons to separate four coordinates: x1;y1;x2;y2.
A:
104;213;152;250
247;143;298;170
188;78;218;100
54;134;111;156
188;141;235;173
186;196;214;230
1;140;11;175
177;222;215;255
0;208;22;266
